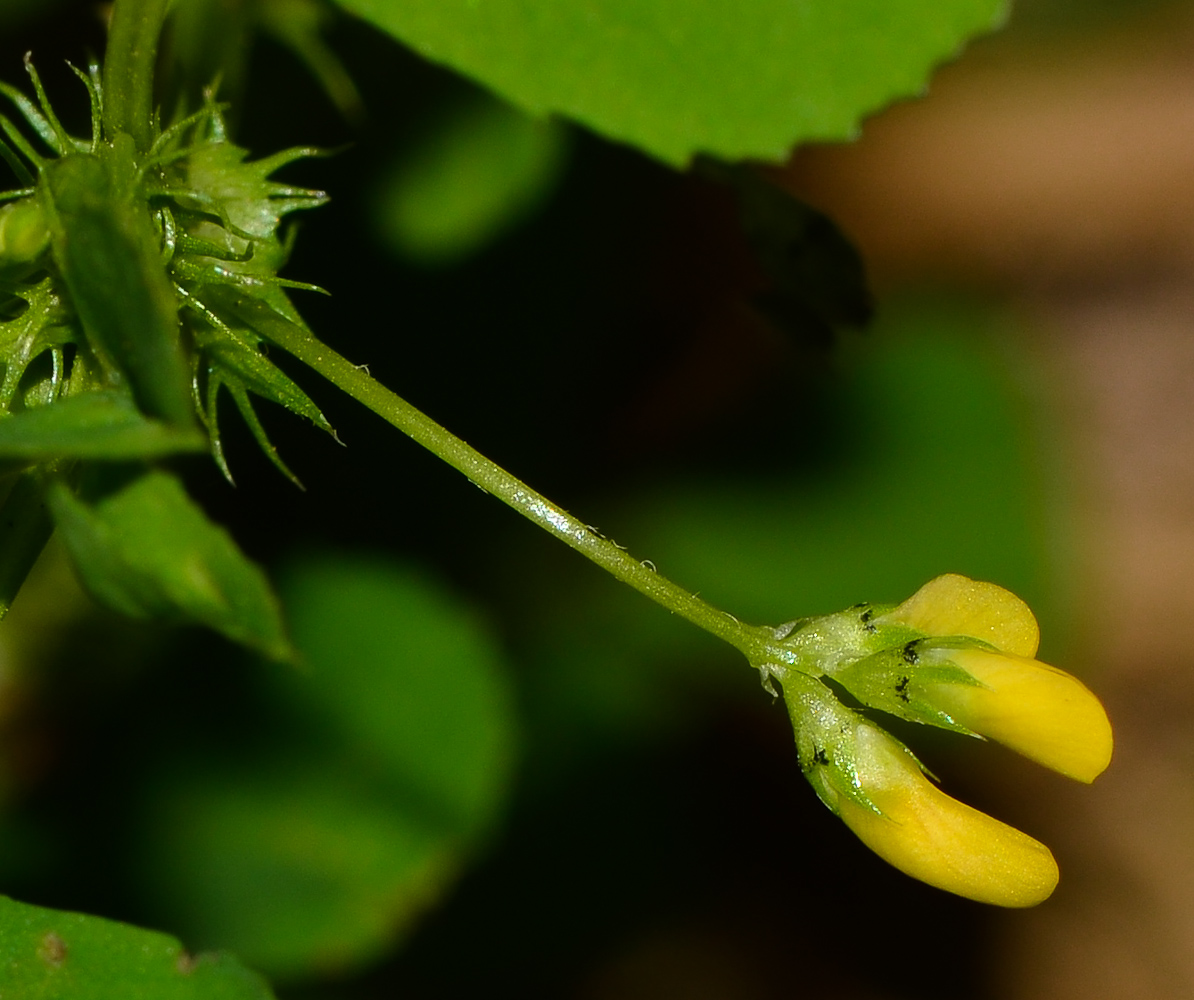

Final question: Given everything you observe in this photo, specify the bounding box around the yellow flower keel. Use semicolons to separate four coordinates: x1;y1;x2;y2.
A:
838;725;1059;907
930;648;1113;783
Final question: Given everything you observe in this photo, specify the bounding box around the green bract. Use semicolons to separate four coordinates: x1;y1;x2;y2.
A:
1;53;334;474
0;51;335;643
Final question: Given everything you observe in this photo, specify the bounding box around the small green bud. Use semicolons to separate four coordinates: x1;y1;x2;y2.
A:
0;197;50;277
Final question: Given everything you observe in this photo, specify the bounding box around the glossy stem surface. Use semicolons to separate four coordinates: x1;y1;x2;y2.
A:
271;326;794;666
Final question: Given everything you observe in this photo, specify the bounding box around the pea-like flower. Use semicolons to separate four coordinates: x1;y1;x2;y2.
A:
916;646;1112;782
835;722;1059;907
865;573;1113;782
771;573;1113;906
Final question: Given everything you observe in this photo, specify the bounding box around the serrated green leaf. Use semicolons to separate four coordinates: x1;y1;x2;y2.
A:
332;0;1007;165
0;391;207;459
49;470;294;661
42;149;195;426
0;894;275;1000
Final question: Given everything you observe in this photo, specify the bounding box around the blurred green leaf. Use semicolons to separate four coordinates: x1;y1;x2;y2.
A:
145;769;453;981
0;468;52;617
279;555;517;836
374;97;567;266
332;0;1006;165
48;470;293;661
0;391;207;460
0;894;275;1000
141;555;517;980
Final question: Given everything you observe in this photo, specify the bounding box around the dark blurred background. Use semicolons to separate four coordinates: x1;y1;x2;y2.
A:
2;0;1192;997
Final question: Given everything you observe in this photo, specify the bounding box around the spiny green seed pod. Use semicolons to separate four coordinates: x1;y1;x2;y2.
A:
1;54;334;481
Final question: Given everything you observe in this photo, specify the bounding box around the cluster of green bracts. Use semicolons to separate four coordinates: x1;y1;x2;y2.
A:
0;28;335;649
764;574;1113;906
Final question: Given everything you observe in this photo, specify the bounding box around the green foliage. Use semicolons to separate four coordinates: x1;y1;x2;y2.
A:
48;470;293;661
0;894;276;1000
139;555;517;980
333;0;1007;165
0;392;206;460
0;43;334;638
279;557;517;833
44;147;196;428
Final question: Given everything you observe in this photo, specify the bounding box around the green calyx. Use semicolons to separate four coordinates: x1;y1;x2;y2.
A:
763;597;998;741
0;52;335;484
780;669;920;818
763;601;917;677
829;639;989;735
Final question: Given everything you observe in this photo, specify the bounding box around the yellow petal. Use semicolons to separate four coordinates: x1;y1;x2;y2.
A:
882;573;1040;657
931;649;1114;783
837;725;1059;907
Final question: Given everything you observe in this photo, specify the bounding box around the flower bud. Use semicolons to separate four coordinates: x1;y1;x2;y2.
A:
921;647;1113;783
779;671;1059;906
834;722;1059;907
879;572;1040;657
820;574;1112;782
0;196;50;279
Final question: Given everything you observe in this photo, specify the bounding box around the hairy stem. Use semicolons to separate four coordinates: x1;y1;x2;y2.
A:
268;325;795;667
103;0;171;151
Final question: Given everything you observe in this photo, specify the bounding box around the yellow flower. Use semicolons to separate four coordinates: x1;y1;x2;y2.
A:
774;574;1113;905
833;722;1059;907
882;573;1041;657
879;573;1113;783
922;647;1113;782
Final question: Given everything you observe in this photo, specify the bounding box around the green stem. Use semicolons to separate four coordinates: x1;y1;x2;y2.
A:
269;326;795;668
102;0;171;151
